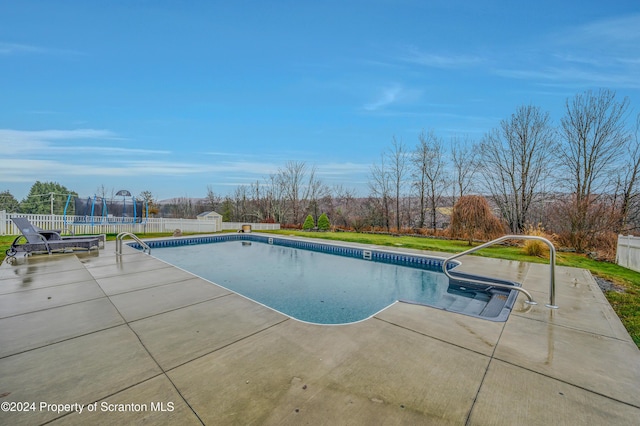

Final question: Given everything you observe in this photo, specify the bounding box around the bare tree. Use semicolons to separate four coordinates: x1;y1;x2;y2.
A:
278;160;310;224
233;185;249;221
305;167;329;222
138;190;158;217
614;113;640;233
388;137;409;231
413;133;428;229
170;196;196;218
559;89;630;250
331;185;358;228
368;153;392;230
480;104;557;233
266;173;288;224
412;130;447;231
205;185;221;212
96;184;115;202
451;135;480;203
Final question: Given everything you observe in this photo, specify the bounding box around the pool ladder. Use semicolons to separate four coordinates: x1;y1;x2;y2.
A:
442;235;557;309
116;232;151;255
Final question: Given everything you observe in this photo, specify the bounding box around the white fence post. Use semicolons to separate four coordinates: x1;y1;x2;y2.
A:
0;210;6;235
617;234;640;273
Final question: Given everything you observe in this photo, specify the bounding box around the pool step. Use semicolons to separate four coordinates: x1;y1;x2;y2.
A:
480;293;509;317
443;294;487;316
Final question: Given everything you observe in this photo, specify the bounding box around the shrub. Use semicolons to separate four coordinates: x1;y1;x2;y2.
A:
523;224;550;257
449;195;505;245
590;231;618;262
350;217;366;232
317;213;330;231
302;214;315;230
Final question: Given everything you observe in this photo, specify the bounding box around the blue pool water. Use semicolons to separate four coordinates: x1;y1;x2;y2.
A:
147;236;513;324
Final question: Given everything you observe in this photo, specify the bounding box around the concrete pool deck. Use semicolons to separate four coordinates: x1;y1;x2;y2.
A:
1;234;639;425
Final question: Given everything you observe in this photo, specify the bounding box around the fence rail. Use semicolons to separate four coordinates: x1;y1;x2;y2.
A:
222;222;281;231
617;235;640;273
0;211;279;236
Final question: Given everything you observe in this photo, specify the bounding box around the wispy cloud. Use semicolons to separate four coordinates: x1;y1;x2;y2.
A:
25;110;63;115
0;158;214;182
203;151;242;157
558;14;640;47
363;84;423;112
139;160;280;176
0;157;318;183
0;129;150;156
0;42;42;55
401;48;484;69
494;14;640;89
315;162;370;176
0;159;140;182
494;66;640;89
58;146;170;155
0;128;332;186
0;41;81;56
0;128;119;142
364;85;403;111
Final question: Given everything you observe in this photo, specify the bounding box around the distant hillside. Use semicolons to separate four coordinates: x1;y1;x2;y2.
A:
157;197;207;205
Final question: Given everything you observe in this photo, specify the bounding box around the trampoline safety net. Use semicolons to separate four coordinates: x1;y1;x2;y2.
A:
71;196;147;224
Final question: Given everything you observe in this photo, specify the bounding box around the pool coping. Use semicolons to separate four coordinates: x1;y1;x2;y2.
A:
1;232;639;424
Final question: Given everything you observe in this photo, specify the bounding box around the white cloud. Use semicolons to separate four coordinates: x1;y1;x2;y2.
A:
203;151;241;157
54;146;170;155
364;85;403;111
0;128;168;156
495;66;640;89
0;158;142;181
0;41;81;56
1;128;116;143
401;48;484;69
559;14;640;46
0;42;42;55
316;162;370;176
363;84;423;112
494;14;640;89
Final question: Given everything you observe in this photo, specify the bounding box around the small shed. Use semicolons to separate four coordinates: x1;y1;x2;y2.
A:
196;211;223;230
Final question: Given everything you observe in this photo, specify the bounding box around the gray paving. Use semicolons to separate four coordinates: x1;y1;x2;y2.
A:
0;234;639;425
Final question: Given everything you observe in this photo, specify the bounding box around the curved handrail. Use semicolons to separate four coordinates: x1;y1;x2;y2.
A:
442;235;557;309
116;232;151;255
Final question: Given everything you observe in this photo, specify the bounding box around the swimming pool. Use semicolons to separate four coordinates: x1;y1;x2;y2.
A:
135;234;519;324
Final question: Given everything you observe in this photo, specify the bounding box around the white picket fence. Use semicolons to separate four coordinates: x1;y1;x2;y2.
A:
222;222;281;231
617;235;640;273
0;211;280;236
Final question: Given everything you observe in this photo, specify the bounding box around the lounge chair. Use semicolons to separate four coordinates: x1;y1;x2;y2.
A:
6;217;100;257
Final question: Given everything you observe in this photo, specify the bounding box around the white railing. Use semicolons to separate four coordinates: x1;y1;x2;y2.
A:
1;212;218;235
222;222;281;231
617;235;640;273
0;211;281;236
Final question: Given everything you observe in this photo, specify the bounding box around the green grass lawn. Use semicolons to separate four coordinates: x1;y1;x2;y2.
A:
2;230;638;347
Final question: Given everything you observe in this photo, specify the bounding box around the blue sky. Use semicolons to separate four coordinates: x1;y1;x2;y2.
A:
1;0;639;201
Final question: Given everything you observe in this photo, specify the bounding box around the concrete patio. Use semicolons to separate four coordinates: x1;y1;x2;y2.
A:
1;234;639;425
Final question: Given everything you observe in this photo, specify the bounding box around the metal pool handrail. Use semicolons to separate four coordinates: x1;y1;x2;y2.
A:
442;235;558;309
116;232;151;255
